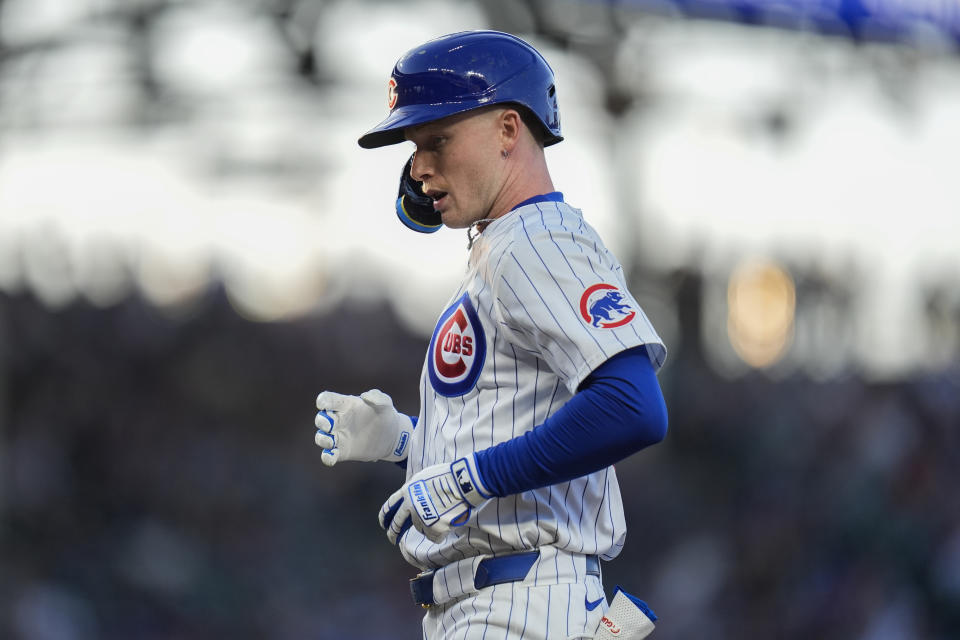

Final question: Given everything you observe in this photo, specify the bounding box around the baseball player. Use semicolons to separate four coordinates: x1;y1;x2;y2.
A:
314;31;667;639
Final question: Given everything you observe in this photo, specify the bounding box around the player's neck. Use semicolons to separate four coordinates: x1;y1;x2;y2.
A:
489;150;554;221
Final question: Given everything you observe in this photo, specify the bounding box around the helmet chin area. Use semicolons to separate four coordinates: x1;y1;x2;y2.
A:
395;153;442;233
396;195;442;233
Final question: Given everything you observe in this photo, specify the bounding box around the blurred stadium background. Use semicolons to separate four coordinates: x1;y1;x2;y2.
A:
1;0;958;638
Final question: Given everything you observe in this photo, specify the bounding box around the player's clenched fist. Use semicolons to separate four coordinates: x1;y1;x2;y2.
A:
378;455;492;544
314;389;413;466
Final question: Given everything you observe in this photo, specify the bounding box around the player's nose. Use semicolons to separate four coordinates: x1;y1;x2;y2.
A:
409;150;433;182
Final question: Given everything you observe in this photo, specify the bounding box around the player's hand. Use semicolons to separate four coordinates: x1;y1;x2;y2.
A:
378;455;492;544
314;389;413;466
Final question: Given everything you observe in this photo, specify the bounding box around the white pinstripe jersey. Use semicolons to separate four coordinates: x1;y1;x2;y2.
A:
400;198;666;572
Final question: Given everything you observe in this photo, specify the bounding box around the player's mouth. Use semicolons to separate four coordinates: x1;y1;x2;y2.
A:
424;189;448;211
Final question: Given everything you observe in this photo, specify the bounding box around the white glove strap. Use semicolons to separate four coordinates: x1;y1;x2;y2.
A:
450;454;491;506
382;412;413;462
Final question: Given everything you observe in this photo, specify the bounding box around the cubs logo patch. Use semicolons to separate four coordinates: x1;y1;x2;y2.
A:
428;293;486;397
579;283;636;329
387;77;398;110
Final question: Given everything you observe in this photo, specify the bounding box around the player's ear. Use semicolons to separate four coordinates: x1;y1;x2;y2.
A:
498;108;522;154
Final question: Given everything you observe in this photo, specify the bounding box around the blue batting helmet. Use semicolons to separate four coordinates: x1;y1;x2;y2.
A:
358;30;563;149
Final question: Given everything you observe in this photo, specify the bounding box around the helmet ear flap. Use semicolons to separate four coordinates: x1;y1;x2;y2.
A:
396;154;442;233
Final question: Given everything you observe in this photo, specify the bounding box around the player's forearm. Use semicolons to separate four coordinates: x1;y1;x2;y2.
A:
474;345;668;497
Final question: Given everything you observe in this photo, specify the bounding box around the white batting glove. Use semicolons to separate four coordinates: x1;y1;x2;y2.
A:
378;455;492;544
314;389;413;466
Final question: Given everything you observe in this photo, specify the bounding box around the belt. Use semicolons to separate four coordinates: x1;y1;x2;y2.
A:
410;550;601;608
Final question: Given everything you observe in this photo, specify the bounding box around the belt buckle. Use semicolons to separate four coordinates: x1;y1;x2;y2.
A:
412;570;434;609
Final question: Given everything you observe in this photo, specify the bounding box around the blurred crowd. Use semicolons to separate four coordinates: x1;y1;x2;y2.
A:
1;275;958;640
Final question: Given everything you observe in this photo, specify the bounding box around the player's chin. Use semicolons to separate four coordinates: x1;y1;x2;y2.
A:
439;208;469;230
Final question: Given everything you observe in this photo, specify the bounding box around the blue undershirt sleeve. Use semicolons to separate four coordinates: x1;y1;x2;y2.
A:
474;345;668;497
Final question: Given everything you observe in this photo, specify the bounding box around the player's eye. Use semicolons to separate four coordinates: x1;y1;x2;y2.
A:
413;134;447;155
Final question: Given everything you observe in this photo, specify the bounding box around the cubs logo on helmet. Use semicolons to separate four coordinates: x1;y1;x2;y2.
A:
579;283;636;329
387;78;398;110
428;293;486;396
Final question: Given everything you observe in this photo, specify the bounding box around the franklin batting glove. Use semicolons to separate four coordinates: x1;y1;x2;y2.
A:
378;454;492;544
314;389;413;466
